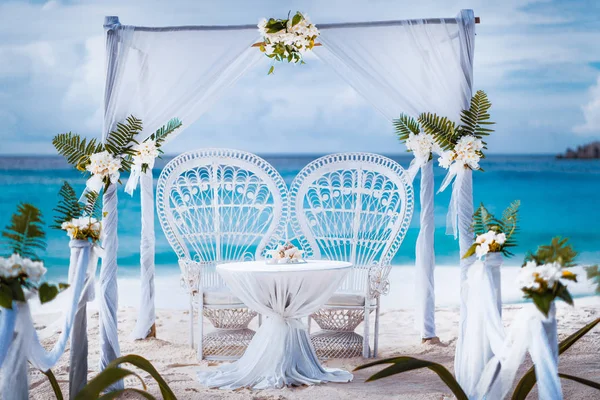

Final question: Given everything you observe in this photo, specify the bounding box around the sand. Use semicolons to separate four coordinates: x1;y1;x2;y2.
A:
28;296;600;399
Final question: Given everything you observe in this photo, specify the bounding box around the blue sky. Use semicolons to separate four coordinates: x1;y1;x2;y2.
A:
0;0;599;155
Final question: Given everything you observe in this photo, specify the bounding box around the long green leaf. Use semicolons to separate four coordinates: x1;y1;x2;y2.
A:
558;373;600;391
512;318;600;400
355;356;468;400
73;368;145;400
98;388;157;400
104;354;177;400
43;369;64;400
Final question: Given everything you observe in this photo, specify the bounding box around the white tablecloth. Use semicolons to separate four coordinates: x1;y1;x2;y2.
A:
197;260;353;389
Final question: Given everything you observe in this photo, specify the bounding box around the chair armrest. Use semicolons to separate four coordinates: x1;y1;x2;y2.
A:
368;262;392;299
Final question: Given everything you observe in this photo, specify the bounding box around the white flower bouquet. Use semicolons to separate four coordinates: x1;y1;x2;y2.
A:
266;243;305;264
0;204;68;309
438;135;484;171
61;217;102;242
463;201;520;259
517;237;578;316
53;182;103;243
258;11;319;74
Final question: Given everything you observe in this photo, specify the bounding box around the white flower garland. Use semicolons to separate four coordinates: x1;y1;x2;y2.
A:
61;217;102;242
516;261;572;292
85;150;122;193
438;135;484;171
473;230;507;259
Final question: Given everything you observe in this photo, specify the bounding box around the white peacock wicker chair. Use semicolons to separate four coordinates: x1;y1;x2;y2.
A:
156;148;289;360
289;153;413;359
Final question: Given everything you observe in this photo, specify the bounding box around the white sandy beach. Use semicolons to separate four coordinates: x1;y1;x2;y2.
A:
28;266;600;399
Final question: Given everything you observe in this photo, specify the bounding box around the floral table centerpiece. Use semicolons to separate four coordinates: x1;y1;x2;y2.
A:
266;243;305;264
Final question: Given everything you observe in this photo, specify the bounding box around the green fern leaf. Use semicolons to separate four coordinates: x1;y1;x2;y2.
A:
418;112;457;151
2;203;46;260
52;182;84;229
83;191;102;220
150;118;182;146
525;237;578;267
393;114;420;143
460;90;495;142
104;115;142;158
52;133;103;170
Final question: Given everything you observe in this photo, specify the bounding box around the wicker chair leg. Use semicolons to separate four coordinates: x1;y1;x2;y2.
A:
197;300;204;361
189;294;194;348
374;297;380;357
363;303;370;358
307;315;312;335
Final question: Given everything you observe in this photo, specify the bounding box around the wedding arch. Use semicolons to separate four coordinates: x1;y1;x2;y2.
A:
99;9;478;371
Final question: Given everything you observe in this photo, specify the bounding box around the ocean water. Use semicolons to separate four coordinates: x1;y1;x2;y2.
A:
1;154;599;280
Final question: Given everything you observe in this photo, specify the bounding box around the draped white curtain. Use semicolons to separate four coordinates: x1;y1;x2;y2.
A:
102;17;264;346
101;11;476;355
317;10;476;338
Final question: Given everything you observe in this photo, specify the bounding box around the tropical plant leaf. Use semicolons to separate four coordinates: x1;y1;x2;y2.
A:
393;113;420;143
585;265;600;294
525;237;578;268
0;284;13;309
103;354;177;400
459;90;495;140
43;369;64;400
98;388;156;400
558;373;600;390
38;282;60;304
418;112;458;151
511;318;600;400
150;118;183;147
52;182;83;229
355;356;468;400
52;132;104;170
73;367;146;400
82;191;102;220
472;202;495;236
1;203;46;260
104;115;142;162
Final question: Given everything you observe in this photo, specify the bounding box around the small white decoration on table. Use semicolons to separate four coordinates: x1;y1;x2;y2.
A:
266;243;305;264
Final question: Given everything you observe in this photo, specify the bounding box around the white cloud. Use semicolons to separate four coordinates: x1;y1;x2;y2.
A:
574;75;600;135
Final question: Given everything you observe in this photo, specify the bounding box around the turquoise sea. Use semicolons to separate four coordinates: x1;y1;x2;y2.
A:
1;155;599;280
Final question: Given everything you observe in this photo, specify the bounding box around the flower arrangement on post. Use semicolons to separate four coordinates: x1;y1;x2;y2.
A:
125;117;182;195
394;114;440;179
52;181;102;242
258;11;319;74
418;90;495;238
52;115;143;194
266;243;305;264
517;237;578;317
463;200;520;260
0;204;67;309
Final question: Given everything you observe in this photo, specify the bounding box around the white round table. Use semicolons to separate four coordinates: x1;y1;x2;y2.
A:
197;260;353;389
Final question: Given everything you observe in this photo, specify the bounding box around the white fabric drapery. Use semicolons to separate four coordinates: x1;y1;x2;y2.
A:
477;303;562;399
457;255;504;398
103;17;264;344
198;260;353;389
0;239;95;399
101;11;477;357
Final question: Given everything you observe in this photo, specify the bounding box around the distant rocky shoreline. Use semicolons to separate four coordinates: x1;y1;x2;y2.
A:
557;141;600;159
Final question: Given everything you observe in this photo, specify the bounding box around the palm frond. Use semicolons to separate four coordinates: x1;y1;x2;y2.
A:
52;132;103;170
150;118;183;146
104;115;143;160
585;265;600;294
418;112;458;151
52;182;83;229
524;237;578;267
1;203;46;260
460;90;495;141
472;203;495;236
393;114;420;143
501;200;520;249
83;191;102;219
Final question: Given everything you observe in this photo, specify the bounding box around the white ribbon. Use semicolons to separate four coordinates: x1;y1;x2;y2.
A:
0;307;16;368
476;303;562;400
456;257;505;398
438;163;468;239
125;158;155;196
406;154;429;182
